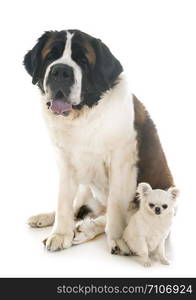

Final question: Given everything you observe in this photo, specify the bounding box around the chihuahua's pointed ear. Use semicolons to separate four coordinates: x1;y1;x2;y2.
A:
23;31;51;85
137;182;152;197
168;187;180;200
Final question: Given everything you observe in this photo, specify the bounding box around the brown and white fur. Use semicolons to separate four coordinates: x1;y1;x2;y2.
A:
24;30;174;254
41;74;136;253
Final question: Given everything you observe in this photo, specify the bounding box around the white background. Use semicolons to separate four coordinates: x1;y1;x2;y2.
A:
0;0;196;277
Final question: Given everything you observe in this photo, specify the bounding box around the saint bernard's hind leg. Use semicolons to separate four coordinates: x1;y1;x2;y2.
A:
74;185;93;219
27;212;55;228
74;184;104;219
73;215;106;245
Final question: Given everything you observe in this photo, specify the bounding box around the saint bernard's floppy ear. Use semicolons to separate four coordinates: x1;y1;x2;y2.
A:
92;38;123;90
23;32;51;85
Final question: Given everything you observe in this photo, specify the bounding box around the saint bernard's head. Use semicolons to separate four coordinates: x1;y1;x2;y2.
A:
24;29;123;116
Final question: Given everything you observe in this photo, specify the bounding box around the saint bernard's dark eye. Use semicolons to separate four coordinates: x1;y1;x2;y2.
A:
47;42;64;61
149;203;155;208
72;49;88;65
162;204;168;209
80;56;88;64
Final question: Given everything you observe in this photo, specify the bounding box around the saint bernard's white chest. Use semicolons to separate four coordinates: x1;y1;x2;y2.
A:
42;77;137;193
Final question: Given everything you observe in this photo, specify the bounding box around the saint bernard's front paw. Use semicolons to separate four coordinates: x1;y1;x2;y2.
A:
107;238;130;256
43;233;73;251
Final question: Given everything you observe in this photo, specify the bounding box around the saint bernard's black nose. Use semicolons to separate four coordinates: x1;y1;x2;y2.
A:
50;64;74;83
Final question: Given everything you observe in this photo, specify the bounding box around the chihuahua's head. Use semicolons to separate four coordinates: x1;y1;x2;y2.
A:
137;182;180;216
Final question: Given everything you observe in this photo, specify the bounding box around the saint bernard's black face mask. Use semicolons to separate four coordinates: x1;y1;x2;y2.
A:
23;29;123;116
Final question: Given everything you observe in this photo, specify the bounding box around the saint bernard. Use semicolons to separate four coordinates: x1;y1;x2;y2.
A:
24;29;174;254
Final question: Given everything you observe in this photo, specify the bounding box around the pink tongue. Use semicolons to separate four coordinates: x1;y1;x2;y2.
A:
51;100;72;114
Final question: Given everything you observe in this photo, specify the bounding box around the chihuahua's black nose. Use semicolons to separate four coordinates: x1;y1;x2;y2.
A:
155;207;161;215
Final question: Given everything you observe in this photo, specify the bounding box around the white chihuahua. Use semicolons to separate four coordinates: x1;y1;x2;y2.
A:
123;182;179;267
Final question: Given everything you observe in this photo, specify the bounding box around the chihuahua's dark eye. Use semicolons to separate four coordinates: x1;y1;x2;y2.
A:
149;203;155;208
162;204;168;209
